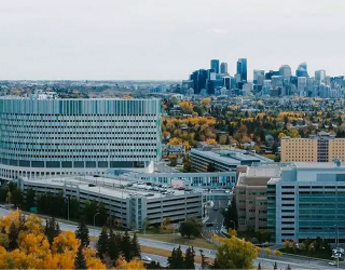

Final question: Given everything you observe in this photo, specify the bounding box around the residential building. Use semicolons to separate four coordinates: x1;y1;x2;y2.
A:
235;164;281;231
267;161;345;243
0;97;162;181
191;148;273;172
281;132;345;162
19;175;203;230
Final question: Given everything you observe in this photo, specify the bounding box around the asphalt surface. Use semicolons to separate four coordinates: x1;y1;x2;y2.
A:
0;207;343;269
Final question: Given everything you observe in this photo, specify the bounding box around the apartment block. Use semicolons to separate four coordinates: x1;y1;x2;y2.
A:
281;132;345;162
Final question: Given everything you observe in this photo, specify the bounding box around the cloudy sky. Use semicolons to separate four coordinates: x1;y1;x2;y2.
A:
0;0;344;80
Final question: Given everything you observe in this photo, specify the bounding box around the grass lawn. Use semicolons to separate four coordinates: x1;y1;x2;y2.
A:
137;233;218;250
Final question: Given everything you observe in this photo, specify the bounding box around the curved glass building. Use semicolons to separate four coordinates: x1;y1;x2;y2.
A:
0;97;162;181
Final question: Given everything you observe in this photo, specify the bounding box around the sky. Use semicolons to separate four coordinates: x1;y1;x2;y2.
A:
0;0;345;80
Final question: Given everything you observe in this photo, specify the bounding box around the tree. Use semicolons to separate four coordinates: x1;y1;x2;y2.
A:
121;230;132;261
167;246;184;269
179;217;203;238
11;188;23;208
75;216;90;247
108;229;121;261
25;188;36;210
147;261;164;269
75;245;87;270
222;196;238;230
96;226;109;259
284;240;290;250
83;200;98;224
207;163;216;172
212;233;258;269
8;222;19;251
44;217;60;245
69;197;80;220
206;138;218;145
184;246;195;269
131;232;141;259
115;256;145;270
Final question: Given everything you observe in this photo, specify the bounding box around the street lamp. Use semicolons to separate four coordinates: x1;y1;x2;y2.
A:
93;212;100;237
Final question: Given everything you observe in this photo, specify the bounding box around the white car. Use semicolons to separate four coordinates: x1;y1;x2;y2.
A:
141;256;152;262
329;261;337;266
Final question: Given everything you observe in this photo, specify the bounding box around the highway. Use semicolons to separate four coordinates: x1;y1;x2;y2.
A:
0;207;342;269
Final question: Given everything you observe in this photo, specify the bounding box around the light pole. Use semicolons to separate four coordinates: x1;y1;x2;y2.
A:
94;212;99;237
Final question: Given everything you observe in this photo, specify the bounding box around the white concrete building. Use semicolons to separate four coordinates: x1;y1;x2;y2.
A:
19;175;203;229
0;97;162;181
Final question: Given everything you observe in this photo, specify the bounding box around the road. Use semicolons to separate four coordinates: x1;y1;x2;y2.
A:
0;207;343;269
154;161;179;173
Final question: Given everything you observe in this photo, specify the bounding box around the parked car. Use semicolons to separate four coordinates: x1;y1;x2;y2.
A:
141;256;152;262
329;261;337;266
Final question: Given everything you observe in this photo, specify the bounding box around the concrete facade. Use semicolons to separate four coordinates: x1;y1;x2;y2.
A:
0;98;162;181
281;133;345;162
235;164;281;231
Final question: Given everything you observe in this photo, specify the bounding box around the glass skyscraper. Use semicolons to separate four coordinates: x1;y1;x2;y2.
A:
210;59;220;74
237;58;247;82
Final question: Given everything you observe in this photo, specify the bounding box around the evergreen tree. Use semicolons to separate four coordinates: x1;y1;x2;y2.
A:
131;232;141;258
75;245;87;270
96;226;109;259
75;216;90;247
167;246;184;269
184;246;195;269
108;230;121;261
222;196;238;229
273;262;278;270
147;261;164;269
44;217;60;245
25;188;36;210
121;230;132;261
8;222;19;251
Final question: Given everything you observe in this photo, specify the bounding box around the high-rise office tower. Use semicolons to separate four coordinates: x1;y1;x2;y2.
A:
279;65;292;79
210;59;220;74
315;70;326;83
220;62;228;74
296;62;309;77
236;58;247;82
253;70;265;85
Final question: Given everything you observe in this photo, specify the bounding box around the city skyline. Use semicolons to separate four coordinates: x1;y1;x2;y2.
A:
0;0;345;80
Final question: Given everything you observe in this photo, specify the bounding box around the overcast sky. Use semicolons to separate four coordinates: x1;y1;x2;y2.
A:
1;0;344;80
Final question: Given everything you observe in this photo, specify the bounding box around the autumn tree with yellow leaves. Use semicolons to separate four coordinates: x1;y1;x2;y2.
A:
0;210;106;269
212;230;258;269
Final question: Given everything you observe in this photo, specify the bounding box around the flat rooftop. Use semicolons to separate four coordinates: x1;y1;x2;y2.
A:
192;148;273;165
21;175;199;200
